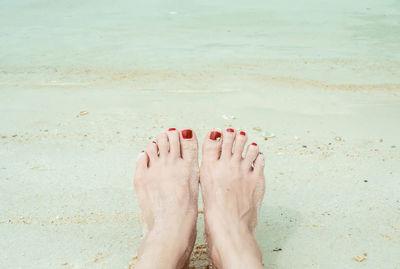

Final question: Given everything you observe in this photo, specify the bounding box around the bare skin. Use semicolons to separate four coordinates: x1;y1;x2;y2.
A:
134;128;199;269
200;128;265;268
133;128;265;269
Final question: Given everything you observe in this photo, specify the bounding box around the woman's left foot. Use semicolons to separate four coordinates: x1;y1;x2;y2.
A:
134;128;199;269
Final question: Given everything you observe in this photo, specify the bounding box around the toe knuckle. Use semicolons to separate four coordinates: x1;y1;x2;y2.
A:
184;143;196;152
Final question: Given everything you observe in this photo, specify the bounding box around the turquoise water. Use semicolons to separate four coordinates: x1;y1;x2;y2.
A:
1;0;399;73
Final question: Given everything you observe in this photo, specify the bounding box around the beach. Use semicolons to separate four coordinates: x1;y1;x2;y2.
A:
0;0;400;268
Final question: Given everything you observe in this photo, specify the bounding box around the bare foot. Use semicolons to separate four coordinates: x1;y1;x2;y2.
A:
134;128;199;269
200;128;266;269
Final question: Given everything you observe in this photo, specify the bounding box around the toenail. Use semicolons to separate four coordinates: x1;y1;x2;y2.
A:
251;142;257;146
181;129;193;139
226;128;235;133
152;141;157;144
168;128;176;131
210;131;222;141
240;131;246;136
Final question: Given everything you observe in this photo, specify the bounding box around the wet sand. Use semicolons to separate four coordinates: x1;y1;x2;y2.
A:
1;0;400;268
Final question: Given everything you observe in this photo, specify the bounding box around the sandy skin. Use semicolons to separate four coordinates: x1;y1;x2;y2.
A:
133;128;265;268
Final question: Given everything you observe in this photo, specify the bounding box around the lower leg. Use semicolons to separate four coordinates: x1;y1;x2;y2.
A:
135;220;196;269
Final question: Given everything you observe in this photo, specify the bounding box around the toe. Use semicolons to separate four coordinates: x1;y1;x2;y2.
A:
220;128;235;159
232;130;248;160
244;142;259;169
134;151;148;179
180;129;198;162
253;152;265;176
146;141;159;162
202;129;222;162
156;132;169;157
166;128;180;158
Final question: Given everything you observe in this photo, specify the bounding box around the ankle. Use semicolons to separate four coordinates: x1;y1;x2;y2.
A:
136;223;196;269
208;223;263;269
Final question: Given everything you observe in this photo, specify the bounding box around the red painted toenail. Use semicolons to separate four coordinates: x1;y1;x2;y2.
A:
152;141;157;144
240;131;246;136
181;129;193;139
168;128;176;131
226;128;235;133
251;142;257;146
210;131;222;140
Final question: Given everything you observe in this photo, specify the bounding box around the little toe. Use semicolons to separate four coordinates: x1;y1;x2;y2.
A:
202;129;222;162
134;151;148;179
220;128;236;159
232;130;248;160
156;132;169;157
145;141;159;163
166;128;180;158
180;129;198;162
253;152;265;176
244;142;259;170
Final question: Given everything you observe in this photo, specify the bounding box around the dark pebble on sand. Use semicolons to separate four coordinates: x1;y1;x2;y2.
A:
302;145;307;148
273;248;282;252
364;180;368;182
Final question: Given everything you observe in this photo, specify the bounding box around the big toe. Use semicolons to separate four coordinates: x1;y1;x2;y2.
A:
202;129;222;162
220;128;236;159
179;129;199;163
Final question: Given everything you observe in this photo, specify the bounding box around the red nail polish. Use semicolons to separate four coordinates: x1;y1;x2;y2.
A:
168;128;176;131
240;131;246;136
181;129;193;139
251;142;257;146
226;128;235;133
141;150;144;152
210;131;222;140
152;141;157;144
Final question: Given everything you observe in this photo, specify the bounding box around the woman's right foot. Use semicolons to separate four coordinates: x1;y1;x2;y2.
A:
200;128;266;269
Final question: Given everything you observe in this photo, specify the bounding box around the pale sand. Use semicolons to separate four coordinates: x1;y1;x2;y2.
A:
1;0;400;268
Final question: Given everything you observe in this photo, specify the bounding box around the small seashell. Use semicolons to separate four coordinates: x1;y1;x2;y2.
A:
353;256;366;262
222;114;236;120
335;136;342;141
262;131;276;138
79;110;88;116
